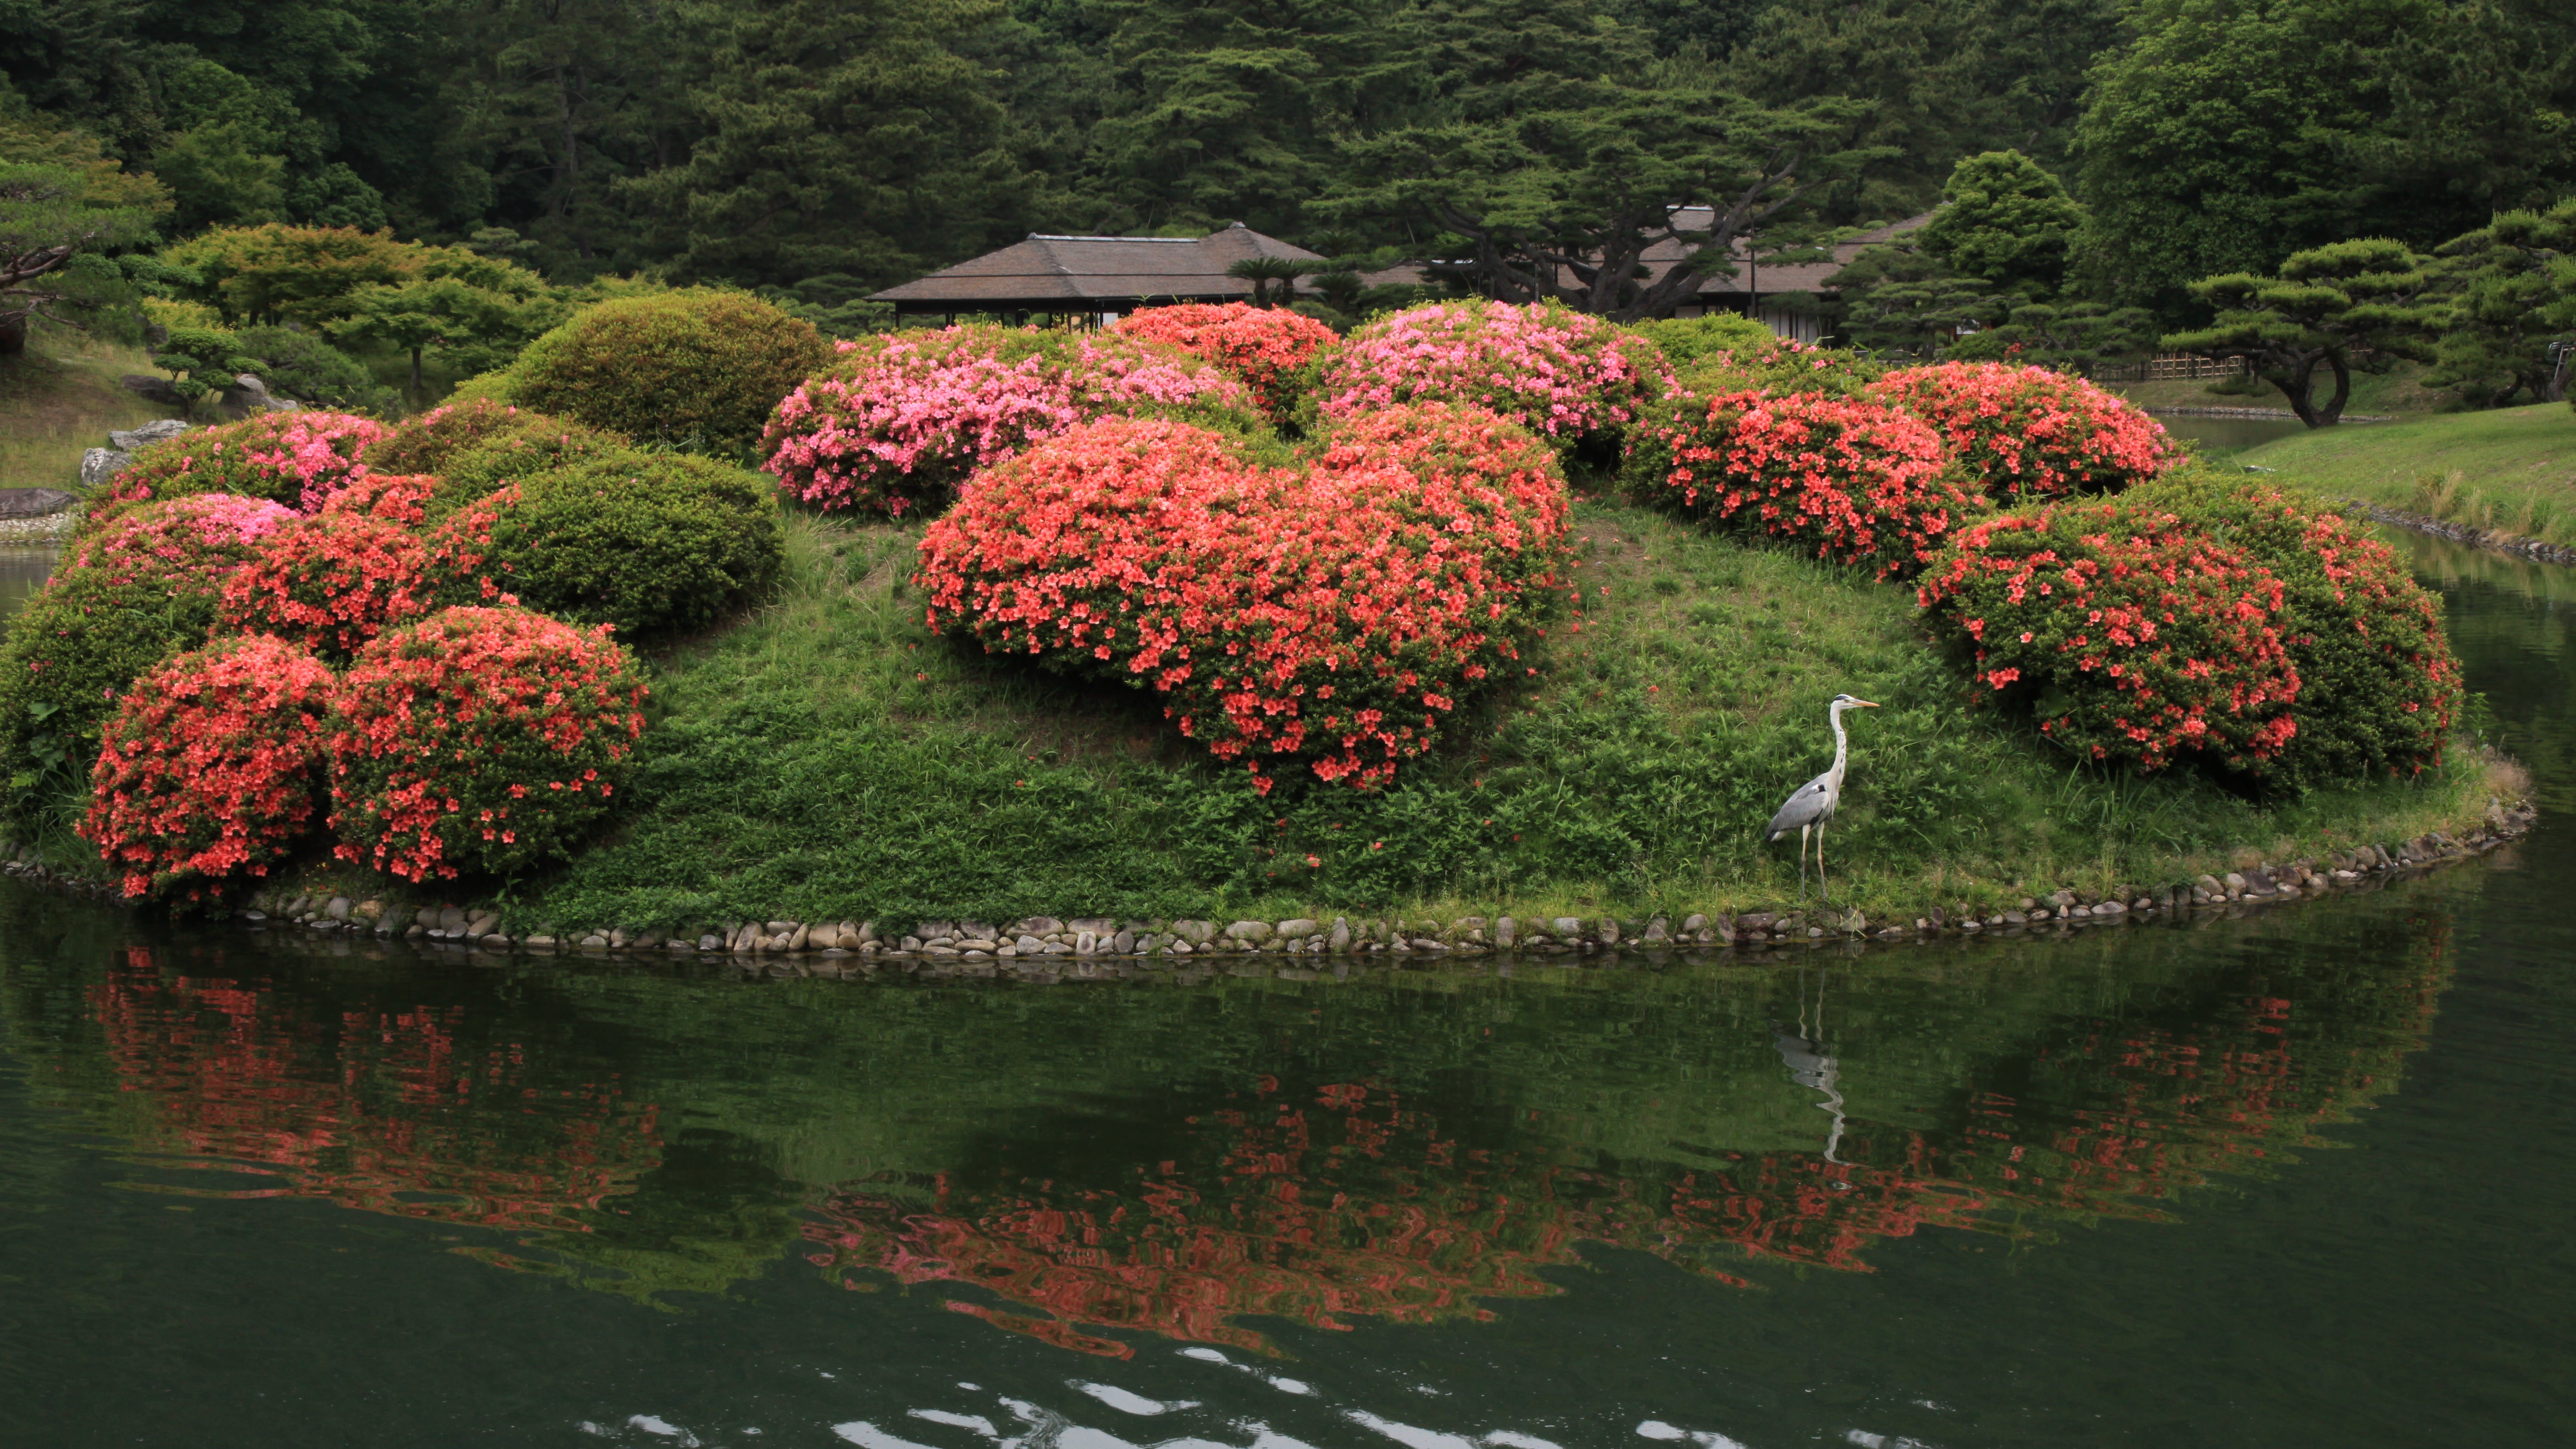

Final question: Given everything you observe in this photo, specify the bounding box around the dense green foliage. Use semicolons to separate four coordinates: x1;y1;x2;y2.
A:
432;450;787;640
0;565;224;829
501;291;829;448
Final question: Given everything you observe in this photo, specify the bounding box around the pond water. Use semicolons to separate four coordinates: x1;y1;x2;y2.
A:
0;545;58;620
3;541;2572;1448
2150;413;2318;456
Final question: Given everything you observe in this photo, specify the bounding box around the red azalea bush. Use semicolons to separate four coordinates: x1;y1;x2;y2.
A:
1630;390;1980;578
327;607;648;881
2130;477;2461;787
216;514;436;661
1916;496;2301;776
101;412;391;515
1312;300;1671;455
916;407;1569;790
79;635;339;900
65;493;298;588
319;471;438;526
1112;302;1339;424
1869;362;2177;499
761;324;1254;518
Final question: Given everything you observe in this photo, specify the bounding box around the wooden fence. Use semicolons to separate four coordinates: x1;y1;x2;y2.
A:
2090;354;2251;383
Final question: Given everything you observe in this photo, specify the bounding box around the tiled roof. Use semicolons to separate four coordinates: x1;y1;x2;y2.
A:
873;224;1324;307
1350;212;1939;299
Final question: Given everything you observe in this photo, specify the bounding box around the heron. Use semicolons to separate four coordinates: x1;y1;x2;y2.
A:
1762;693;1879;905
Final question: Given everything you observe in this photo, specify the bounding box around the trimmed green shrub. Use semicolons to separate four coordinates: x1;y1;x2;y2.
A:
0;566;226;828
506;290;830;449
424;417;630;520
426;448;786;638
2130;474;2461;789
1634;312;1776;368
1668;338;1887;400
365;398;589;477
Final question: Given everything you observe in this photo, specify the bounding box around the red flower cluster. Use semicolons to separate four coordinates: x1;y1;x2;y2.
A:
2131;479;2461;787
421;484;525;604
1916;498;2301;774
101;411;391;514
216;514;436;661
319;470;439;527
1870;362;2178;499
328;607;648;882
79;635;339;899
66;493;297;589
916;406;1569;790
1111;302;1340;424
1314;300;1671;451
1636;390;1980;578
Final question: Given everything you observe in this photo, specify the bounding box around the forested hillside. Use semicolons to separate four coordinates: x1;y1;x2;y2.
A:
7;0;2572;327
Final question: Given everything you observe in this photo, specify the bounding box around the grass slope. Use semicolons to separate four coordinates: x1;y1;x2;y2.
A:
2109;361;2462;420
476;504;2501;936
2243;404;2576;547
0;330;165;493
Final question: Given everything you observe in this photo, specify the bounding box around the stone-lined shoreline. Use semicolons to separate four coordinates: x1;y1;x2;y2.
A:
4;803;2534;971
2339;497;2576;567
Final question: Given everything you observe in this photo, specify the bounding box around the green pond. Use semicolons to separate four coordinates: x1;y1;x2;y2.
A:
2;535;2570;1448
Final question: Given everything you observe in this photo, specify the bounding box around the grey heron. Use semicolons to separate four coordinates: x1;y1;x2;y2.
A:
1762;693;1879;904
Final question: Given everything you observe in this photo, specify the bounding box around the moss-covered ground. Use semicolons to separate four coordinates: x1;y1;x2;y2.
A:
2241;403;2576;547
405;502;2508;938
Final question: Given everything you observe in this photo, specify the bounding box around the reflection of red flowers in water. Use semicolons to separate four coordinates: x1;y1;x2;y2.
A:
804;956;2448;1354
88;952;661;1233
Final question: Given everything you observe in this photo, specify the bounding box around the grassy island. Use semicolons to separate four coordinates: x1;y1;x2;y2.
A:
0;299;2525;942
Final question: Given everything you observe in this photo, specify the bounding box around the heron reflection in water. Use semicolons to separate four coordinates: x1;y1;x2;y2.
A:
1771;970;1849;1165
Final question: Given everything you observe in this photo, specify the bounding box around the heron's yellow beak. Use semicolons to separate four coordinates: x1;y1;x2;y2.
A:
1849;698;1881;708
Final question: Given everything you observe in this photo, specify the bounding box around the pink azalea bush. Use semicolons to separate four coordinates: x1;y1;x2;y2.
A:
66;494;298;588
1869;362;2178;499
1312;301;1671;455
100;411;392;515
761;324;1254;518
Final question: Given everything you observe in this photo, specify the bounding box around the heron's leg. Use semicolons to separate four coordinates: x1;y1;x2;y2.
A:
1817;819;1830;906
1797;823;1811;903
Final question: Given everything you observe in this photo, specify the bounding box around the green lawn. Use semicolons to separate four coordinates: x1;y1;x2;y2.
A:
2238;404;2576;547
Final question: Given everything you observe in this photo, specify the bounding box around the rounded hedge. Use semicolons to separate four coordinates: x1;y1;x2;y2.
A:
1111;302;1339;425
423;449;784;639
328;607;648;881
0;567;229;827
363;398;597;478
507;290;830;448
916;407;1569;791
2131;476;2461;789
1871;362;2178;499
216;514;437;662
1916;495;2302;778
1313;301;1671;458
79;634;339;900
1630;389;1980;578
422;416;629;520
98;411;389;517
761;324;1255;518
66;494;297;588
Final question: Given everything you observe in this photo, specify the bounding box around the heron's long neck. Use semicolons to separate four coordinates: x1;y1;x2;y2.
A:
1827;705;1851;785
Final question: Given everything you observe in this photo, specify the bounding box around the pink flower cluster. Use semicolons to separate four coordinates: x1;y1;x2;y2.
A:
1870;363;2178;499
761;325;1251;517
1315;301;1671;447
103;412;392;515
67;494;298;589
916;406;1570;791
